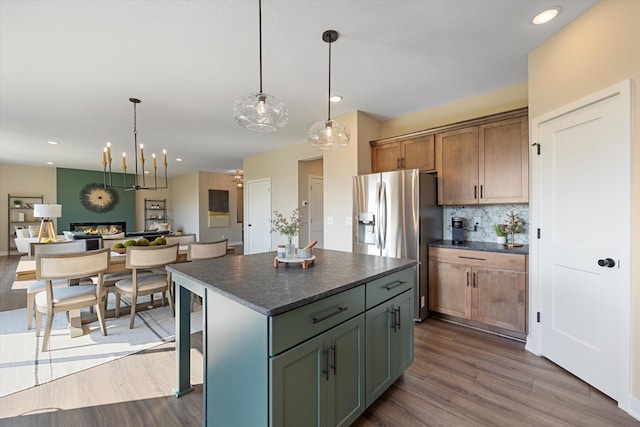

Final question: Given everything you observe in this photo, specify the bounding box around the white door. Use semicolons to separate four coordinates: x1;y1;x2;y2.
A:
308;175;324;248
246;178;271;254
534;81;631;404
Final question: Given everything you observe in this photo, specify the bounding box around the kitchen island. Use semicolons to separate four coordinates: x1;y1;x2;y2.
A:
168;249;416;427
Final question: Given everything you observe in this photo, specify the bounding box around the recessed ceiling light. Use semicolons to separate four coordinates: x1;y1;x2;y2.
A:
176;158;183;162
47;141;58;145
46;161;54;165
330;95;343;103
532;7;561;25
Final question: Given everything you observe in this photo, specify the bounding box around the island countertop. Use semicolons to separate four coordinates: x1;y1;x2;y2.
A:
167;248;416;316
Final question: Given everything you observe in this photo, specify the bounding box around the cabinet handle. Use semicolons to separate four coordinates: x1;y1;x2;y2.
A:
330;344;337;376
458;256;486;261
466;271;470;287
391;308;398;332
396;307;401;330
474;185;477;199
383;280;406;291
480;185;484;199
396;158;400;169
312;306;348;324
402;158;406;168
322;348;330;381
473;273;477;288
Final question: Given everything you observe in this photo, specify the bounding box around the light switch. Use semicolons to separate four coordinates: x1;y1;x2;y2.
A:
327;216;334;225
346;216;352;226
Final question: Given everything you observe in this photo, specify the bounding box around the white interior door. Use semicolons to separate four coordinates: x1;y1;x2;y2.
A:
308;175;324;248
245;178;271;254
534;81;631;404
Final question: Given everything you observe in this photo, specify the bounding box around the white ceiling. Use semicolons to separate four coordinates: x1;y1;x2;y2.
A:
0;0;598;177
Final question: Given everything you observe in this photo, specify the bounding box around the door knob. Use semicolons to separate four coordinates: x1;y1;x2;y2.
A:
597;258;615;268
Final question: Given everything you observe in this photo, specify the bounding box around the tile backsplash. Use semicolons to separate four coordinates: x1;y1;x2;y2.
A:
443;204;529;245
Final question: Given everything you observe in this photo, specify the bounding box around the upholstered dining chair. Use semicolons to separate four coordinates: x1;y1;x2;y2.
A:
34;248;111;351
186;238;228;261
26;239;88;329
186;239;228;310
114;243;179;329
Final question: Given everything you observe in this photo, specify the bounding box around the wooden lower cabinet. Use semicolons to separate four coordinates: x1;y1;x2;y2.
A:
429;247;526;336
365;289;413;407
271;314;366;427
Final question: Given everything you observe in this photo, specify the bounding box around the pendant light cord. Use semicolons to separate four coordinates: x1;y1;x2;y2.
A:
258;0;263;94
327;37;332;122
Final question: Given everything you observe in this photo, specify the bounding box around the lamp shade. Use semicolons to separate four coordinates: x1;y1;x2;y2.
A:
33;204;62;218
308;119;350;149
233;92;288;132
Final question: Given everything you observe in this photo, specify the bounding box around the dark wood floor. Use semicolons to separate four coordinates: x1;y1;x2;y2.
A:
1;255;637;426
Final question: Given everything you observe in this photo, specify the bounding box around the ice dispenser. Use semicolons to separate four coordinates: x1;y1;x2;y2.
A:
357;212;376;245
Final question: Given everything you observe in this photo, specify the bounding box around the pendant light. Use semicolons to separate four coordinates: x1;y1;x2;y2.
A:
233;0;288;132
307;30;350;149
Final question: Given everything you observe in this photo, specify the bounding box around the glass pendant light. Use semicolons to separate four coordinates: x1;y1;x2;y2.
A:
308;30;350;149
233;0;288;132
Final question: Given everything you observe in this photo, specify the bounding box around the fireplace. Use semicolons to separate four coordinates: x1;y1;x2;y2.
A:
70;221;126;235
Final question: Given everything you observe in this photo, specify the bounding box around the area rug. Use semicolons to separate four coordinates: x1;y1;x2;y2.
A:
0;295;202;398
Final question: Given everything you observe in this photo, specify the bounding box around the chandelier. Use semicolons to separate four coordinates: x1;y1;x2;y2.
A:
231;170;244;188
233;0;288;132
103;98;168;190
307;30;350;149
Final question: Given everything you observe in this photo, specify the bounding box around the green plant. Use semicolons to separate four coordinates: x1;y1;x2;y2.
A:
495;224;506;237
271;209;303;244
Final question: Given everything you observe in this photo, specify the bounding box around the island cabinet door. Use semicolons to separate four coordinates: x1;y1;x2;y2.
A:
365;289;414;407
270;314;365;427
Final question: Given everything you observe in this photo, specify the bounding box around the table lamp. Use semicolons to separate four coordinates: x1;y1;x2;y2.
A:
33;204;62;243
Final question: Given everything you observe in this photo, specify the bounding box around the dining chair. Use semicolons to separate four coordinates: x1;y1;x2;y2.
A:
187;238;228;261
26;239;88;329
34;248;111;351
114;244;179;329
186;239;228;310
165;233;196;247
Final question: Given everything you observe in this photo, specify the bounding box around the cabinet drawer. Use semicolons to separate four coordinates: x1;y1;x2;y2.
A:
366;267;415;309
429;247;525;271
269;285;365;356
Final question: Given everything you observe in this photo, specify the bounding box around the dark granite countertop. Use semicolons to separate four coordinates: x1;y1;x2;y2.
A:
167;248;416;317
429;240;529;255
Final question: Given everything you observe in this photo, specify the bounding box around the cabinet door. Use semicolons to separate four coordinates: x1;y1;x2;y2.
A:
436;127;479;205
402;134;435;171
428;258;471;319
391;290;414;376
328;315;365;427
371;142;400;173
271;336;326;427
365;301;393;406
479;116;528;204
472;267;526;333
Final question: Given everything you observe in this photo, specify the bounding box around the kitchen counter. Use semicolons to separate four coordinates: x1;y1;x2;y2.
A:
169;248;417;426
429;239;529;255
167;248;415;316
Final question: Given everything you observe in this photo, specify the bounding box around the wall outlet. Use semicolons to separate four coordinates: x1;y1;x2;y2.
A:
473;216;481;229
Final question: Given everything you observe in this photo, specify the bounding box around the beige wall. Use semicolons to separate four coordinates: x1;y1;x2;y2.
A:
380;83;528;138
528;0;640;404
197;171;243;245
298;158;323;248
169;172;200;238
0;164;57;254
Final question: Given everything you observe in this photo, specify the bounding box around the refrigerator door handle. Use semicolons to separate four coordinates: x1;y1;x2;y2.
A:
380;181;388;250
376;181;382;249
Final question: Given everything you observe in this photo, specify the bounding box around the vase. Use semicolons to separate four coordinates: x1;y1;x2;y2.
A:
496;236;506;244
285;242;296;259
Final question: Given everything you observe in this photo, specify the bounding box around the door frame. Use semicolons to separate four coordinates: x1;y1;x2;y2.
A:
528;79;631;410
308;175;323;248
245;177;271;255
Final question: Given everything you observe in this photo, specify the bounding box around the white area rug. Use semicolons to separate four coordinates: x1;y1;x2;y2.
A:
0;296;202;398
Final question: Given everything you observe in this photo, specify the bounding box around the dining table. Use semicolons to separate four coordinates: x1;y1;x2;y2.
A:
14;246;189;337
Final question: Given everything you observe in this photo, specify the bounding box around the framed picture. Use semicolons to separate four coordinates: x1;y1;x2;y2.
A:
208;189;230;228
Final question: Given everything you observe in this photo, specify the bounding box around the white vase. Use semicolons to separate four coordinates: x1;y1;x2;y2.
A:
496;236;506;244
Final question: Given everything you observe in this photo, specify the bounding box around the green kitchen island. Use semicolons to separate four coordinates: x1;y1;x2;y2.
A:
168;248;416;427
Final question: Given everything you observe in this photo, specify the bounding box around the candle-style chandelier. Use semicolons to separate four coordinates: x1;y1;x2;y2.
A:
231;170;244;188
103;97;168;190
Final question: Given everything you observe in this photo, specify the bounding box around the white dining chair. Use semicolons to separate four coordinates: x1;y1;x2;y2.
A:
34;248;111;351
187;238;228;261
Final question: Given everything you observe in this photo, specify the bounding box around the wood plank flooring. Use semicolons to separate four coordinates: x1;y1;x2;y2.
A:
0;255;637;427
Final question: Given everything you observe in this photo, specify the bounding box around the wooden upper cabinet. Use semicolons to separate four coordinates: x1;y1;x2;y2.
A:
436;110;529;205
479;116;529;204
370;134;435;173
436;127;479;205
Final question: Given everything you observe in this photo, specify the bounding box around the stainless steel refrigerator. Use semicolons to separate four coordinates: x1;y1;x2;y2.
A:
353;169;442;321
